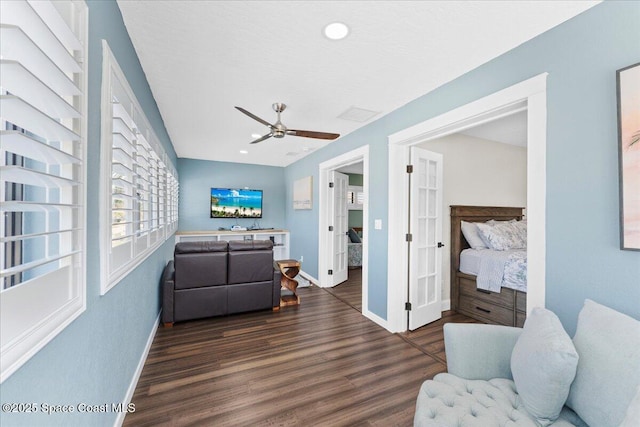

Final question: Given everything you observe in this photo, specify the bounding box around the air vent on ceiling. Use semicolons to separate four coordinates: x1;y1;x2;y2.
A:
285;152;300;156
338;106;380;122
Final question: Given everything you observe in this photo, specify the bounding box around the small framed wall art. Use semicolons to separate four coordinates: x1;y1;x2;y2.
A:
293;176;313;210
617;62;640;250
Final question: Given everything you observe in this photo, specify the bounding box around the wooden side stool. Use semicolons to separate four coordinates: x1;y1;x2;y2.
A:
276;259;301;307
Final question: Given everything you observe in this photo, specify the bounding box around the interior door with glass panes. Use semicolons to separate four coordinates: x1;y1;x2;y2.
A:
329;171;349;286
408;147;443;330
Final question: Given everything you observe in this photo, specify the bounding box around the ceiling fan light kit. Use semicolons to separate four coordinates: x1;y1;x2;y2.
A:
235;103;340;144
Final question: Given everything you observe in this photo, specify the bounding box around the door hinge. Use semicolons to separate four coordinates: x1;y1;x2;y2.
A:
405;302;412;311
406;233;412;242
437;242;445;248
328;225;334;231
329;182;334;188
406;165;413;173
328;269;333;275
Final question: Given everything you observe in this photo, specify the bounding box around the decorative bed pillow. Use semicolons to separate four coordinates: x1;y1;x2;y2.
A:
460;221;487;249
476;221;525;250
513;220;527;247
348;228;361;244
511;307;579;426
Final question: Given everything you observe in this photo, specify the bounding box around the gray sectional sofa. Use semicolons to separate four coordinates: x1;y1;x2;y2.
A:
161;240;281;326
414;299;640;427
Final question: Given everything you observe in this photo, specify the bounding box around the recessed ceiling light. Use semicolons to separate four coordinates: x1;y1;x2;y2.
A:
251;133;262;139
239;150;248;154
324;22;349;40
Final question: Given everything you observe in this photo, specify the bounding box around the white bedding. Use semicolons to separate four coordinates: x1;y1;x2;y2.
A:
459;248;527;293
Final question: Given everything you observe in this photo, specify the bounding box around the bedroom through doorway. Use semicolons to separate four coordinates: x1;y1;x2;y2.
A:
318;145;370;318
416;110;528;324
387;73;548;333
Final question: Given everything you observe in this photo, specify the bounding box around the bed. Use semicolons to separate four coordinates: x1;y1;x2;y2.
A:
450;205;527;327
348;227;363;268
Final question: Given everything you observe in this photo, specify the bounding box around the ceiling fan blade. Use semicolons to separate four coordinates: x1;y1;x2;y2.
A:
286;129;340;140
235;106;275;128
250;133;273;144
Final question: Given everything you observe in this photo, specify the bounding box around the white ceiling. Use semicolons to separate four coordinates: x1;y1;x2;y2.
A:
116;0;598;167
461;110;528;147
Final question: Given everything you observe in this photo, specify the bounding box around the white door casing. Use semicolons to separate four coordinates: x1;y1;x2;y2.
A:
387;73;547;333
408;147;443;330
318;146;378;326
329;171;349;286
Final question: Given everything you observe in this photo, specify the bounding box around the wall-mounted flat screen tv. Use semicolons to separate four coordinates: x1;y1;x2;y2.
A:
211;188;263;218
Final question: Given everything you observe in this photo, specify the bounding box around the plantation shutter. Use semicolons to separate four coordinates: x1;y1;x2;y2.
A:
0;0;88;382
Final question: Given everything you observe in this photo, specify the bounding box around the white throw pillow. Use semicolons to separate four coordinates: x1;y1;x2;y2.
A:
511;307;579;426
460;221;487;249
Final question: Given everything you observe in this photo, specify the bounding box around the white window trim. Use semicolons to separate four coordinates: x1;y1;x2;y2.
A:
99;41;178;295
0;0;88;383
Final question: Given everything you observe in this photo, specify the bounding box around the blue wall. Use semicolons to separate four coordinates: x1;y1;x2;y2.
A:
2;3;638;425
178;158;286;231
0;1;178;426
284;1;640;333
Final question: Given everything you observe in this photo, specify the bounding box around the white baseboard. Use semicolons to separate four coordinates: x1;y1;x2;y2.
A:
441;299;451;311
298;270;318;288
363;309;388;330
114;312;160;427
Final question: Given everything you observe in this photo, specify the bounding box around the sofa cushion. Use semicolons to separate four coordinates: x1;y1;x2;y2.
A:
175;241;228;253
228;240;273;251
228;249;274;284
414;373;539;427
511;307;578;426
175;250;228;289
565;299;640;427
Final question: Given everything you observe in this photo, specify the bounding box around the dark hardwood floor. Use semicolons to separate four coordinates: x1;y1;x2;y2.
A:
324;267;362;311
125;279;475;426
325;268;478;365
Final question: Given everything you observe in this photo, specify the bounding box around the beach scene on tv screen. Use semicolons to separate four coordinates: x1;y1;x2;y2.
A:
211;188;262;218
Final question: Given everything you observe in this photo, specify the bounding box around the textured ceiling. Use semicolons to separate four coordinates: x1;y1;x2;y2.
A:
116;0;598;167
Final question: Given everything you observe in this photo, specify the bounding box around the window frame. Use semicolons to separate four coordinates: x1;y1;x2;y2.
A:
99;41;178;295
0;0;88;383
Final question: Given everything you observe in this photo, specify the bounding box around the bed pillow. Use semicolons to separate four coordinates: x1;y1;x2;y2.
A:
513;220;527;247
511;307;579;426
348;228;361;244
460;221;487;249
476;221;524;250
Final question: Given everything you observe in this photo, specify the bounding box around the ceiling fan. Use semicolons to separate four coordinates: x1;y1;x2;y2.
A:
235;103;340;144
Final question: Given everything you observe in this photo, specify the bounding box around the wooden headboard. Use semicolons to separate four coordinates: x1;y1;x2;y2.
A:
450;205;524;283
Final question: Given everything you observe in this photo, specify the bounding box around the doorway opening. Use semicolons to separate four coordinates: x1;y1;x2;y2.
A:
318;145;371;318
387;73;548;333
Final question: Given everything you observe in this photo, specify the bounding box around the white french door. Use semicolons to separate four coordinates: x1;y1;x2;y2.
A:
329;171;349;286
408;147;443;330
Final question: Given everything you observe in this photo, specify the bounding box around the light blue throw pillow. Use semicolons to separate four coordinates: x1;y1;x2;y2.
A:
565;299;640;427
511;307;579;426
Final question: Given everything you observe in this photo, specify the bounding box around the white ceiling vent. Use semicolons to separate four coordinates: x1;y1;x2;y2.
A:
338;106;380;123
286;152;300;156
